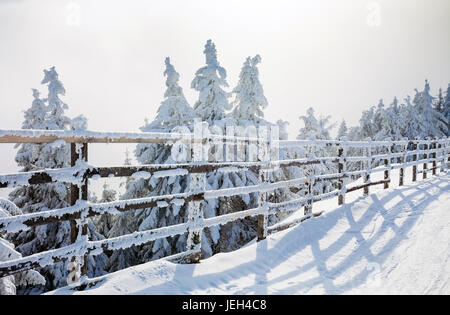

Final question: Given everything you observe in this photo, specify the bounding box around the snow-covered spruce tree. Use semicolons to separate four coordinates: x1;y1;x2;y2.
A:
23;89;47;129
345;126;365;172
443;84;450;136
92;182;117;237
190;42;257;255
435;88;444;113
276;119;289;141
377;97;403;141
191;40;231;124
8;67;107;292
231;55;268;124
124;147;132;166
107;57;195;271
358;106;377;140
337;119;348;140
103;149;137;271
336;119;365;173
388;97;403;139
372;99;385;137
231;55;296;209
372;98;401;142
373;97;405;162
295;107;337;195
400;95;426;140
119;147;133;192
347;126;361;141
209;54;297;252
0;199;45;295
412;80;446;139
433;88;449;136
297;107;334;141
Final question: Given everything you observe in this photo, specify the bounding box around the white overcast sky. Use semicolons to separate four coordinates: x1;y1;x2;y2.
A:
0;0;449;179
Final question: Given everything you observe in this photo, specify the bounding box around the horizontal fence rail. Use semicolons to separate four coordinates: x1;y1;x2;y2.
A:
0;128;449;290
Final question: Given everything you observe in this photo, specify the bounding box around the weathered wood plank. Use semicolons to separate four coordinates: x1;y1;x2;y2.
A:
0;159;332;189
0;130;193;144
0;192;203;233
346;179;390;194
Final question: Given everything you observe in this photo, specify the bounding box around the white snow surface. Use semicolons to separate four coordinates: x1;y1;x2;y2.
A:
48;168;450;295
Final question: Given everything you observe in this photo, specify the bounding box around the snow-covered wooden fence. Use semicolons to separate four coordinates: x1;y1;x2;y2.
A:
0;129;449;289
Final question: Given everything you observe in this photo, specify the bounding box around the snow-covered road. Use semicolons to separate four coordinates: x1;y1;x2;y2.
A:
49;171;450;295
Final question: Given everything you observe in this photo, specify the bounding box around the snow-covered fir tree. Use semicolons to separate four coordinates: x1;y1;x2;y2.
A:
107;57;195;271
119;147;133;191
378;97;403;141
276;119;289;141
191;46;254;256
433;88;449;136
271;119;303;214
337;119;348;140
412;80;446;138
399;95;426;140
231;55;268;124
191;40;231;124
124;147;132;165
205;54;294;254
22;89;47;130
358;106;377;140
372;99;390;140
443;84;450;136
297;107;334;140
344;126;364;171
93;182;117;237
435;88;444;113
295;107;336;194
354;81;448;141
8;67;107;293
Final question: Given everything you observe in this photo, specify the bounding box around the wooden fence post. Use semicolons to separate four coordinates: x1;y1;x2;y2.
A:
69;143;89;280
364;139;371;196
412;140;418;182
303;143;314;215
257;168;268;241
304;176;313;215
423;139;428;179
186;172;205;263
399;141;407;186
432;139;437;176
384;141;391;189
185;121;206;263
257;126;271;242
338;144;346;205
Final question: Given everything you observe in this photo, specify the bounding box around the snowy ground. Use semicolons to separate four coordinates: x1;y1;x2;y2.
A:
49;167;450;295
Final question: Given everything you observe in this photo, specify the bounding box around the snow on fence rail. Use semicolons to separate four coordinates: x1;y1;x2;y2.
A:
0;129;449;289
